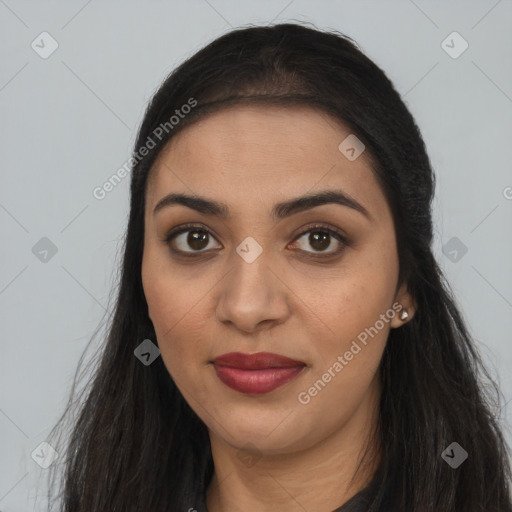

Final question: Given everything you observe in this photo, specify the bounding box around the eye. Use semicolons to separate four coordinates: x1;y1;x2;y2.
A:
289;224;348;257
163;223;349;259
163;223;221;256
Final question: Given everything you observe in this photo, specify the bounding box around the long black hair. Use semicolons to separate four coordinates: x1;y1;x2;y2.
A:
45;22;512;511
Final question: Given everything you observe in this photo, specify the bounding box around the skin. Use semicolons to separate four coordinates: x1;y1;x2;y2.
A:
141;104;416;512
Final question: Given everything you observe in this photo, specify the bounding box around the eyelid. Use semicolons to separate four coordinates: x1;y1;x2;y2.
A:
162;222;350;257
292;222;349;244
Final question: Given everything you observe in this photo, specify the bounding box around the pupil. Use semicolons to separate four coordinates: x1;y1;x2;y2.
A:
188;231;208;250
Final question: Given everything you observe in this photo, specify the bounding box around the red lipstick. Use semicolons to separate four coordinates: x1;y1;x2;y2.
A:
211;352;306;395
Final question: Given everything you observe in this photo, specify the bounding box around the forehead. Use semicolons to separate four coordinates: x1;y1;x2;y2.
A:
150;103;364;169
145;104;386;218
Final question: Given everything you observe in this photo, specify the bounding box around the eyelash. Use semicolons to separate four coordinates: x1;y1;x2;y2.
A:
162;223;350;260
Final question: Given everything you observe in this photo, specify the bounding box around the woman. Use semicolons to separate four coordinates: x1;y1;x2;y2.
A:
46;22;512;511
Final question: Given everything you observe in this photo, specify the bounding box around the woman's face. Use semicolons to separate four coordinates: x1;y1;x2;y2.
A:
142;104;414;455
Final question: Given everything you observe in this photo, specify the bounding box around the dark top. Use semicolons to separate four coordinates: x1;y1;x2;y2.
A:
194;475;375;512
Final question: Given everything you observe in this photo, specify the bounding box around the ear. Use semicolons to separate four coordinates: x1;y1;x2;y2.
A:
390;282;417;329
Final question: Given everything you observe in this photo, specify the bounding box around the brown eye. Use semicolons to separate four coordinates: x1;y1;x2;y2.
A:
185;230;209;251
304;231;331;252
164;225;221;255
290;225;348;257
163;223;348;259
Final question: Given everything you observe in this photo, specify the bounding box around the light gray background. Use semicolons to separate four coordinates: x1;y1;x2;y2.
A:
1;0;511;510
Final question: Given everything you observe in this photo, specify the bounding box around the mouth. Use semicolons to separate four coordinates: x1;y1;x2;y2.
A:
211;352;306;395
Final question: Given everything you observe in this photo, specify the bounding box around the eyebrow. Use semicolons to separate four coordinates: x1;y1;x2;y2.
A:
153;189;372;221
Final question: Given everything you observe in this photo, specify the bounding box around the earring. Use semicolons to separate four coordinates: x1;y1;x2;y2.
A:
400;309;409;321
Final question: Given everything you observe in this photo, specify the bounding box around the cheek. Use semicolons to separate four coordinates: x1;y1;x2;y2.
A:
142;255;214;384
301;248;397;387
309;260;395;336
310;282;390;380
292;278;392;435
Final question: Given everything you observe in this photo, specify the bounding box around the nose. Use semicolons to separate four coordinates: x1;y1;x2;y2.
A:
215;247;292;334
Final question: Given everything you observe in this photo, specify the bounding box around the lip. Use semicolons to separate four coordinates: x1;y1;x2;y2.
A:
212;352;305;369
211;352;306;395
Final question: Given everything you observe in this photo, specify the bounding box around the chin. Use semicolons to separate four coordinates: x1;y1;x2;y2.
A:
207;406;311;453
